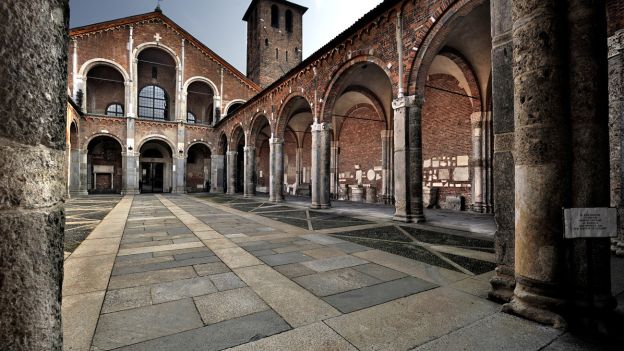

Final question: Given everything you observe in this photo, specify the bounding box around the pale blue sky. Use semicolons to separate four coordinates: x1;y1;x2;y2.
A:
70;0;384;73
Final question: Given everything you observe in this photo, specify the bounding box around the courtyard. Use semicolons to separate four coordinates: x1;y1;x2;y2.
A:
62;194;624;350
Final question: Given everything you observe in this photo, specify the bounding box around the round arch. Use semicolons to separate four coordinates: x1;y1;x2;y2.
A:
228;125;246;151
133;42;181;67
224;99;247;116
79;58;130;82
248;113;272;146
275;93;313;138
185;141;213;155
320;55;393;124
84;132;124;150
183;76;219;97
136;135;176;155
406;0;486;97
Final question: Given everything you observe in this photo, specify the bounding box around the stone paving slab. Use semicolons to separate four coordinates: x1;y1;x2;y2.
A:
213;247;263;268
234;264;341;327
323;276;438;313
117;242;205;256
108;266;198;290
194;287;269;324
210;272;247;291
102;286;152;314
194;262;231;276
325;287;500;351
63;254;117;296
302;255;368;272
117;310;291;351
227;322;357;351
411;312;562;351
71;237;121;257
260;252;314;266
294;268;382;297
92;298;204;350
274;263;317;278
352;263;408;281
112;255;220;276
151;277;218;304
354;249;468;286
62;291;105;351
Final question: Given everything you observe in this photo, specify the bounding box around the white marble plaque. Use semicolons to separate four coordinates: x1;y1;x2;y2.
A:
366;169;376;181
564;208;617;239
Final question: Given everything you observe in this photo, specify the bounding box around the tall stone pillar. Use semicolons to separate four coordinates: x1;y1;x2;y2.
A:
174;155;186;194
392;95;425;222
488;0;516;304
122;117;139;195
69;148;82;195
78;149;89;195
243;146;256;198
311;122;331;209
295;147;303;192
330;142;339;197
609;30;624;256
381;130;393;204
0;0;68;349
471;112;485;212
269;138;284;202
226;150;237;195
211;154;225;193
504;0;569;327
565;0;614;326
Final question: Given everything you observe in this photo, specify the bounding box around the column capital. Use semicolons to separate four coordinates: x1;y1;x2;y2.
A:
226;150;237;156
311;121;332;132
269;137;284;144
392;94;423;110
243;146;256;152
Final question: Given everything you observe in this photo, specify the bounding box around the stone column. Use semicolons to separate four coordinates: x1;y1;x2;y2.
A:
503;0;569;327
381;130;393;204
226;150;237;195
174;155;185;193
269;138;285;202
0;0;68;349
609;30;624;256
211;154;225;193
330;142;339;197
392;95;425;222
565;0;614;324
295;147;303;192
69;148;82;195
243;146;256;198
122;117;139;195
311;122;331;209
78;149;89;194
488;0;516;304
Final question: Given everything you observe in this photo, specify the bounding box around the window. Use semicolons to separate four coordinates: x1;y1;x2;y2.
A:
138;85;168;120
105;103;124;117
271;5;279;28
265;38;269;47
285;10;293;33
187;111;196;124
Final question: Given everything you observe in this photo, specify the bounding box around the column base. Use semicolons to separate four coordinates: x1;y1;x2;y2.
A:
488;265;516;303
392;213;426;223
70;190;89;197
121;189;140;195
244;194;255;198
502;277;567;329
311;203;330;209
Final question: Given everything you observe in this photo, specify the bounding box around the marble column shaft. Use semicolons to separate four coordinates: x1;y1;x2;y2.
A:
381;130;393;203
243;146;256;198
226;151;237;195
211;154;225;193
0;0;68;348
269;138;284;202
311;122;331;209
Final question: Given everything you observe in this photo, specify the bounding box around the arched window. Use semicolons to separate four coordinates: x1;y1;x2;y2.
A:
271;5;279;28
138;85;168;120
187;111;196;124
285;10;293;33
105;103;124;117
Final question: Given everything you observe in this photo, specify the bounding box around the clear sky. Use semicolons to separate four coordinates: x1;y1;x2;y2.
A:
70;0;384;74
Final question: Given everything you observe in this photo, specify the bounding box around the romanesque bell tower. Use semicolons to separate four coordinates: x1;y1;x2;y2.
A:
244;0;307;88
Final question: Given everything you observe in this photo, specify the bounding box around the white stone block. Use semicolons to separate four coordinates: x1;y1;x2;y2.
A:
457;156;469;166
438;169;449;180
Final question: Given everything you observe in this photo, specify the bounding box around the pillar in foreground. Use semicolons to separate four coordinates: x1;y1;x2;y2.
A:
243;146;256;198
0;0;69;349
269;138;284;202
226;150;237;195
311;122;331;209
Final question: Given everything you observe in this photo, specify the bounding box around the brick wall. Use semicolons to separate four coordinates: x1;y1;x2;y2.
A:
422;73;473;205
337;105;384;190
257;140;270;188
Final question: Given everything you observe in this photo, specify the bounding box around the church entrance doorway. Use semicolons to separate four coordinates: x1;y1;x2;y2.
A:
140;162;165;193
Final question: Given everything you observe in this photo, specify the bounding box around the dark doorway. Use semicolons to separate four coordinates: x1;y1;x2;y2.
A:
141;162;165;193
236;143;245;193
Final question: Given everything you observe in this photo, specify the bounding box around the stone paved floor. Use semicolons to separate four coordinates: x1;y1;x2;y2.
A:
62;194;623;351
64;195;122;254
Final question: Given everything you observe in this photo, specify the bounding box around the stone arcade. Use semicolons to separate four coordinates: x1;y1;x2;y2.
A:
1;0;624;349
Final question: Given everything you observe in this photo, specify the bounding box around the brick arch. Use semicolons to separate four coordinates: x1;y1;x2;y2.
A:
406;0;486;97
215;132;228;155
436;50;483;114
275;93;313;138
84;132;125;151
136;135;176;155
79;58;130;82
248;112;272;147
185;141;213;155
320;55;392;125
134;42;181;68
228;125;245;151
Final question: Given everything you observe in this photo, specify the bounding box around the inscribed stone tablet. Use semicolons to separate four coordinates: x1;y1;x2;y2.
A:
564;208;617;239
